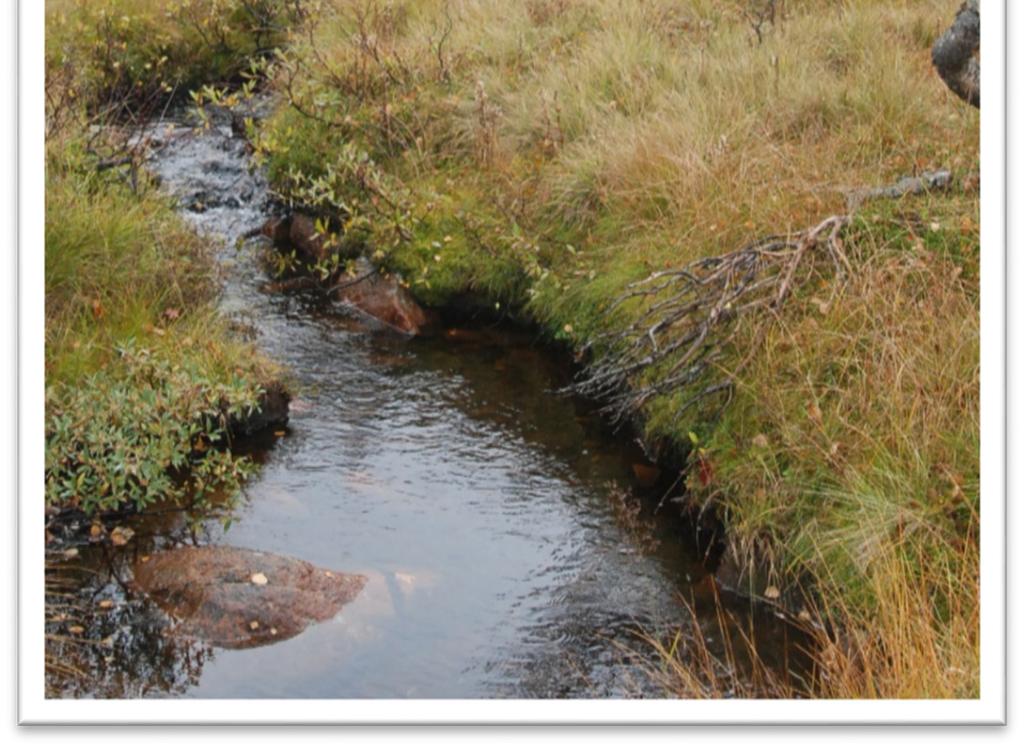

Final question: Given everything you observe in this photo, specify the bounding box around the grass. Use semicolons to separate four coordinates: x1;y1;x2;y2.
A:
647;530;978;699
252;0;980;698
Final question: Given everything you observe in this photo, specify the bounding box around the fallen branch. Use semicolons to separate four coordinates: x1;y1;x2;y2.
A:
844;169;952;212
570;161;961;423
570;215;850;422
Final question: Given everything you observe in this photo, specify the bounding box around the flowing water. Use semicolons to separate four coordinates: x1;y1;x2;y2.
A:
46;105;798;699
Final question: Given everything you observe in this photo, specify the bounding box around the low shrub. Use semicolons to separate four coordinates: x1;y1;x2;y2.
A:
46;343;262;515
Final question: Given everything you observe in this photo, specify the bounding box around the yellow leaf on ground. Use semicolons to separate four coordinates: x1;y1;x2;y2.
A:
110;527;134;546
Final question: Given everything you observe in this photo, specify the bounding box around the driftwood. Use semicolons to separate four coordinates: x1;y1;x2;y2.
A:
932;0;980;108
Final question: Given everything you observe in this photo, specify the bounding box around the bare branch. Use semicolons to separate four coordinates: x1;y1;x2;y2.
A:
569;216;850;422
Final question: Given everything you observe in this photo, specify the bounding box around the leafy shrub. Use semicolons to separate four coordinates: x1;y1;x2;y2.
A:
46;343;264;515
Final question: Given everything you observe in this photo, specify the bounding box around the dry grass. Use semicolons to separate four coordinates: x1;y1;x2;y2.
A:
667;196;980;698
651;529;978;699
706;200;979;598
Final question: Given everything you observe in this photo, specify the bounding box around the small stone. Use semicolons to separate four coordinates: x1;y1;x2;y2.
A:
249;620;260;631
250;572;268;586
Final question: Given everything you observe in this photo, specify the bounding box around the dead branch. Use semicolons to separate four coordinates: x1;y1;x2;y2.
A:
570;215;850;422
570;159;961;423
844;169;952;212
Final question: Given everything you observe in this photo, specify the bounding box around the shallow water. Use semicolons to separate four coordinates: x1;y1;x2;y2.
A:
47;105;796;699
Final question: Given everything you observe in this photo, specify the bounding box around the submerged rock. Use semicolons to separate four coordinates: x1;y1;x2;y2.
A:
261;212;433;335
260;213;334;264
229;380;291;436
331;261;433;336
131;546;366;649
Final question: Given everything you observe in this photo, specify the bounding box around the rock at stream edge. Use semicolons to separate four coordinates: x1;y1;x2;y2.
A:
131;545;367;649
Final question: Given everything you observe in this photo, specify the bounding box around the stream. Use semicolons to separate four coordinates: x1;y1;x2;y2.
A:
46;104;798;699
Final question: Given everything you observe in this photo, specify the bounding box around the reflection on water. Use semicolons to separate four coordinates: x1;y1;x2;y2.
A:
46;104;802;699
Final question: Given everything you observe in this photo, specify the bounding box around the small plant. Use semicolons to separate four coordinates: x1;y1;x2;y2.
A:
45;342;264;516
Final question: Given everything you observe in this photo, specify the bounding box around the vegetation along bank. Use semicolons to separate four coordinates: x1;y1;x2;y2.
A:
46;0;980;698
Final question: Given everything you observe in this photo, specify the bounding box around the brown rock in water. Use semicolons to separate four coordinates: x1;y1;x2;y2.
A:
229;380;291;436
131;546;366;649
631;463;662;489
288;213;328;263
261;216;292;245
262;213;343;264
332;261;433;336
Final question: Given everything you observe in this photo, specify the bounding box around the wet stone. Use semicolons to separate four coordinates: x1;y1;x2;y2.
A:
332;258;433;336
131;546;366;650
